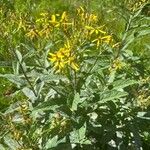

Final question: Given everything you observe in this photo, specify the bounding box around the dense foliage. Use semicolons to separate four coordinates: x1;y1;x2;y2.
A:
0;0;150;150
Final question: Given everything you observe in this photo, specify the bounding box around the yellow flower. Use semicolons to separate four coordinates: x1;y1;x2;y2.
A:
92;37;101;47
17;17;26;31
49;50;64;62
40;12;48;17
48;43;79;72
89;14;98;22
77;6;87;22
112;59;124;70
26;29;38;39
54;61;66;71
48;53;58;62
112;42;120;48
85;26;106;35
92;35;112;48
77;6;85;15
68;57;79;71
49;53;66;72
101;35;112;44
60;11;68;22
49;14;60;27
64;40;71;49
38;26;52;38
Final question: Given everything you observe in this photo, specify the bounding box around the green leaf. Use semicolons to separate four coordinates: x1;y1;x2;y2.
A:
108;70;116;83
99;90;128;103
45;136;66;150
70;123;91;145
44;42;53;50
33;104;59;112
0;61;11;67
12;61;19;75
3;135;20;150
78;123;86;141
22;87;37;102
137;112;150;120
71;93;80;111
40;74;68;82
122;34;135;51
15;49;22;62
138;29;150;37
32;100;59;112
45;135;58;149
35;80;44;96
112;79;138;90
0;74;26;86
0;144;5;150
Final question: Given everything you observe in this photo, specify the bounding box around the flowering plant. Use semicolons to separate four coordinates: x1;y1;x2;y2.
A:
0;0;150;149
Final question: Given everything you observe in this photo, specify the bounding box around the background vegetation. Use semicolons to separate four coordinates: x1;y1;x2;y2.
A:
0;0;150;149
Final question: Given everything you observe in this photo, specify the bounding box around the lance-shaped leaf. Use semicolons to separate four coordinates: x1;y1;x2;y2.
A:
99;90;128;103
112;79;138;90
71;93;80;111
22;87;37;102
0;74;26;86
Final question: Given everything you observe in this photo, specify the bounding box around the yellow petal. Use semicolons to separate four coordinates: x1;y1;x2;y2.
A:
85;26;93;30
51;15;56;22
98;29;106;34
61;11;67;21
71;62;79;71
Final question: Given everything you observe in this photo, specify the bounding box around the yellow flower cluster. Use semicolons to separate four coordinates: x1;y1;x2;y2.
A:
36;11;70;28
26;11;72;40
109;58;125;73
77;6;98;23
85;25;113;48
48;42;79;73
17;6;113;49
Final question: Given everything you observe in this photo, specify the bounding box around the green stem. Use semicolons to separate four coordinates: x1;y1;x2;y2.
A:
12;48;38;97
